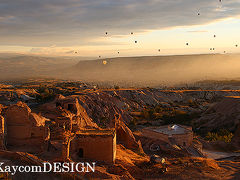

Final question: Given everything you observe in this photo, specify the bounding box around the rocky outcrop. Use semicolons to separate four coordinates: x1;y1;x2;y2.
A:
114;114;143;152
72;89;240;127
194;96;240;133
39;95;99;141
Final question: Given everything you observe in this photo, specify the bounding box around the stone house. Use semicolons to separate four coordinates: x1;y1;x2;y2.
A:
142;124;193;147
70;129;116;163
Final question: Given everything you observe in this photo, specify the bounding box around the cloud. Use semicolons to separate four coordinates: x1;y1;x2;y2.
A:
65;50;75;54
187;30;208;33
0;0;240;46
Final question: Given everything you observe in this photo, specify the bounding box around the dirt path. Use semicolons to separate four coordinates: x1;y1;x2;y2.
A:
203;150;240;160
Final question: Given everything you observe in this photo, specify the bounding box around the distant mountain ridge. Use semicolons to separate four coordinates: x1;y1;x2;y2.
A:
0;55;89;80
1;54;240;86
64;54;240;86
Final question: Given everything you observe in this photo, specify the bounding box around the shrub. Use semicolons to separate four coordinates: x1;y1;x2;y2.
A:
114;85;120;90
36;86;56;103
205;129;233;143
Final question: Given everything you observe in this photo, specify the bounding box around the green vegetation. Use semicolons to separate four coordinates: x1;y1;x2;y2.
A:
136;104;200;126
161;110;196;126
205;129;233;143
36;85;56;103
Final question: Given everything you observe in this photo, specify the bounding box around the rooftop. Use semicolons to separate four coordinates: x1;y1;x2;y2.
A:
145;124;192;136
75;129;116;137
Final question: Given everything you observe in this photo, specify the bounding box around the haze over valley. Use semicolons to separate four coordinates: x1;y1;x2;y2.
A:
1;53;240;87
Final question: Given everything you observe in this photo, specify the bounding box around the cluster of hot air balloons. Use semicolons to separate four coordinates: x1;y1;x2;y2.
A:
76;0;238;60
99;31;138;58
194;1;239;53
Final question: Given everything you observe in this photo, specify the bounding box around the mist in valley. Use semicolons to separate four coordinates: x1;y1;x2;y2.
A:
59;54;240;87
1;53;240;87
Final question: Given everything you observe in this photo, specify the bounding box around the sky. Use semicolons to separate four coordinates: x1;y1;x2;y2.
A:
0;0;240;57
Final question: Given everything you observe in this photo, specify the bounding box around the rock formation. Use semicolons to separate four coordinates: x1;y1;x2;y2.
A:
114;114;144;153
194;96;240;133
40;95;99;131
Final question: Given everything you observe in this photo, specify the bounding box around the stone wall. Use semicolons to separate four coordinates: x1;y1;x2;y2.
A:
4;102;50;150
172;132;193;147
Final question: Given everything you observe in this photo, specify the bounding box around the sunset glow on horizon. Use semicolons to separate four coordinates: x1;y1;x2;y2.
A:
0;0;240;57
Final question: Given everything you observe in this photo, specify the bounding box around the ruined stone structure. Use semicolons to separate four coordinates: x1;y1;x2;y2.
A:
61;131;76;162
56;96;98;130
0;115;6;150
40;95;98;140
142;124;193;147
70;129;116;163
4;102;50;151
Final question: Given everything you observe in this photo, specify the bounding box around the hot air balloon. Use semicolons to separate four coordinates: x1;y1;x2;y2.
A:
102;60;107;65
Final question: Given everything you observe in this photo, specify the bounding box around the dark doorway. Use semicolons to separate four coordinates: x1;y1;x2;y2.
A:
183;142;186;147
67;104;74;111
77;148;84;158
56;102;61;107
